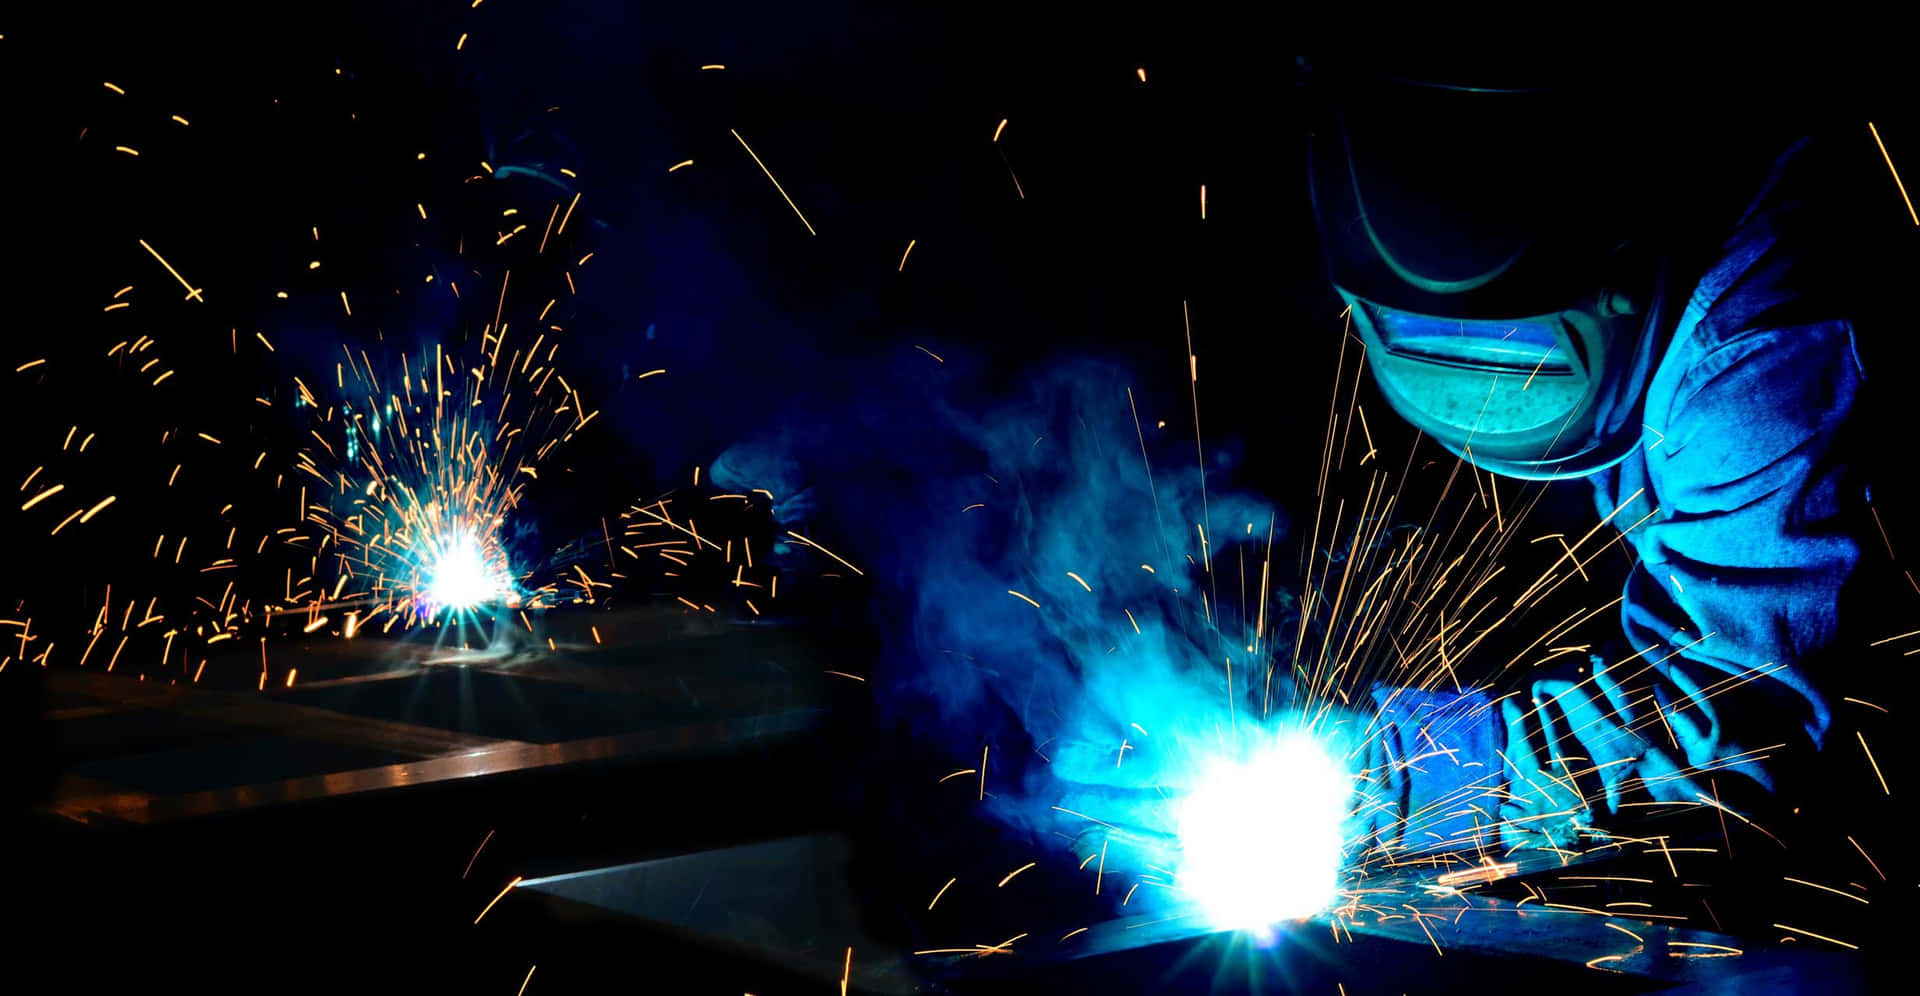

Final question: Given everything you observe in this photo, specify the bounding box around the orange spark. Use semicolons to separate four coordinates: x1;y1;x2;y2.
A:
137;239;204;302
1857;731;1890;794
79;495;117;522
731;129;816;235
1847;836;1886;880
1783;876;1869;905
1772;923;1858;950
21;484;64;510
1869;121;1919;225
785;530;863;574
997;862;1036;888
474;876;523;924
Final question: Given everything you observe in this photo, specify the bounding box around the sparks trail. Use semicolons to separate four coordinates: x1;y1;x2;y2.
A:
293;327;588;632
6;54;669;689
732;128;817;236
912;299;1887;964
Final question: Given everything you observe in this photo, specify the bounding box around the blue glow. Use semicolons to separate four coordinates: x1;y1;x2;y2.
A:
421;531;513;612
1175;730;1351;930
343;405;360;462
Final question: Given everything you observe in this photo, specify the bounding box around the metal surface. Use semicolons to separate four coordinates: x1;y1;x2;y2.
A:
40;612;840;824
518;834;916;995
52;706;821;824
48;669;511;757
498;828;1865;995
1015;894;1863;992
924;847;1869;993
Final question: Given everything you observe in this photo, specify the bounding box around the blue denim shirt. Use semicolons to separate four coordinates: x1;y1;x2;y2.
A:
1581;241;1859;794
1396;142;1872;851
1515;138;1867;829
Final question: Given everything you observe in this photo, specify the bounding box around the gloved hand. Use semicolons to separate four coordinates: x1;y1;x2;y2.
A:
1353;686;1507;856
769;487;818;529
1498;655;1710;851
710;438;820;569
1049;736;1188;891
1498;690;1594;852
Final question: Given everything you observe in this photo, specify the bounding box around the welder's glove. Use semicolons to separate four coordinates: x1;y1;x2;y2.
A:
1497;691;1592;852
1349;686;1507;856
1497;656;1711;851
1063;819;1183;891
710;436;821;570
765;487;819;556
1050;737;1188;884
1347;721;1406;851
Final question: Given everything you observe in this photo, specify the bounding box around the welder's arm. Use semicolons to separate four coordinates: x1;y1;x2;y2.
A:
1505;321;1862;845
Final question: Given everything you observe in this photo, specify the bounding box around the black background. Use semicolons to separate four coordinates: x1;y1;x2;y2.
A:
6;7;1920;992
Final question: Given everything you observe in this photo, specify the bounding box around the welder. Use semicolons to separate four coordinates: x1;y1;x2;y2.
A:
1053;57;1911;883
1305;58;1901;856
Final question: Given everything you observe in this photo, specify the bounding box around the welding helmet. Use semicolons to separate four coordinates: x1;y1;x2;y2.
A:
1307;60;1689;481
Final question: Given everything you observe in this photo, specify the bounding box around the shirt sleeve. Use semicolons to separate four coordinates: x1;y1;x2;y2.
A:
1592;319;1861;805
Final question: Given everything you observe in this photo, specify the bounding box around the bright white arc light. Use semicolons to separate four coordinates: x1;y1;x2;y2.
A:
424;533;511;611
1175;731;1352;930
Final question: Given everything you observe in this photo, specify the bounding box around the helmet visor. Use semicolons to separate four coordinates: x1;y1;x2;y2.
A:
1357;300;1574;376
1350;295;1596;442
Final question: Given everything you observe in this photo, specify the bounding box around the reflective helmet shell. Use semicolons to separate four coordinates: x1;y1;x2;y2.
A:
1306;65;1684;480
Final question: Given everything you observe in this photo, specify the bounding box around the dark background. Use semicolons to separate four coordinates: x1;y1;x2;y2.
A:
9;10;1919;622
6;7;1920;992
2;4;1356;640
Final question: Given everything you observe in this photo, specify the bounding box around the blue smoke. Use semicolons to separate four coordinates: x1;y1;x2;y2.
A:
718;351;1292;844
